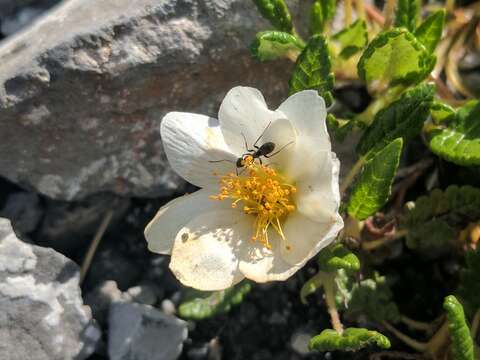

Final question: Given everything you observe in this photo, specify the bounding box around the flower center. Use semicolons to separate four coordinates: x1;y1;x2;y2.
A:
210;157;296;250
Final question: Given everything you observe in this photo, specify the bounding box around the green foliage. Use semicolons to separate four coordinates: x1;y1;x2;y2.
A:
317;243;360;274
309;328;391;352
289;34;334;106
310;0;336;34
342;273;401;323
348;139;403;220
414;10;446;53
178;282;252;320
327;114;355;142
430;100;456;123
401;186;480;251
357;83;434;157
252;0;293;33
443;295;475;360
332;20;368;59
429;101;480;166
458;247;480;317
357;29;436;92
250;31;303;61
300;272;323;304
394;0;420;32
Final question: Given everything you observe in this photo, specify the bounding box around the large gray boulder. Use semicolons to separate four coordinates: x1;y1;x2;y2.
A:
109;302;188;360
0;217;100;359
0;0;291;200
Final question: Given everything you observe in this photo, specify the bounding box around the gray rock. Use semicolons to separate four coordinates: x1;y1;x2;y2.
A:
0;0;291;201
109;302;188;360
84;280;128;326
0;217;100;360
127;283;162;305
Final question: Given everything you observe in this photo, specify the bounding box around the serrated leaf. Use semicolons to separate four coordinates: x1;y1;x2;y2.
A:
250;31;303;61
357;83;434;157
317;243;361;274
415;10;446;53
358;29;436;92
458;246;480;317
348;139;403;220
310;0;336;34
252;0;293;33
443;295;475;360
405;218;456;251
428;101;480;166
327;114;355;142
332;20;368;59
430;100;456;123
394;0;420;32
289;34;334;106
401;185;480;252
309;328;391;352
178;282;251;320
342;273;401;323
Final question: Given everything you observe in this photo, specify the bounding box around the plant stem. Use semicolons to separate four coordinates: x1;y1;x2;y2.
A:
382;321;428;352
383;0;397;29
80;210;114;284
401;315;435;332
344;0;353;26
340;157;365;197
425;321;449;358
354;0;366;20
471;309;480;339
362;229;408;251
320;272;344;334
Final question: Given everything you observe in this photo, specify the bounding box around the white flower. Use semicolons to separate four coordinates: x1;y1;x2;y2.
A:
145;87;343;291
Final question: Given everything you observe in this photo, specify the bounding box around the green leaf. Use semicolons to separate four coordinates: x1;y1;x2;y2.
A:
317;243;361;274
348;139;403;220
252;0;293;33
300;272;323;304
289;34;334;106
309;328;391;352
458;246;480;317
357;83;434;157
343;273;401;323
310;0;336;34
358;29;436;92
430;100;456;123
405;218;456;251
428;101;480;166
250;31;303;61
443;295;475;360
178;282;252;320
394;0;420;32
332;20;368;59
401;186;480;252
414;10;446;53
327;114;355;142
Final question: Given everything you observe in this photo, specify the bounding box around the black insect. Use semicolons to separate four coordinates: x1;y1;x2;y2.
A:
210;122;293;173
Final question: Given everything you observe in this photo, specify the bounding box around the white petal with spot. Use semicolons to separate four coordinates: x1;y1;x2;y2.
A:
145;189;230;255
169;209;251;291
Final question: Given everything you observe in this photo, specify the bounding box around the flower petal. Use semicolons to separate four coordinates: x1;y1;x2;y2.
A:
218;87;283;155
161;112;236;188
290;149;342;223
238;239;301;283
144;189;229;255
277;90;330;151
169;209;251;291
280;211;344;266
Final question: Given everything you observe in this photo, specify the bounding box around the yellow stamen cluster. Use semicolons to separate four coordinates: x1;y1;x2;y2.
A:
210;158;296;250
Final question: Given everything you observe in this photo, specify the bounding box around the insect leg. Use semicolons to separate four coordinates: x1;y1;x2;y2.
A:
253;121;272;148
